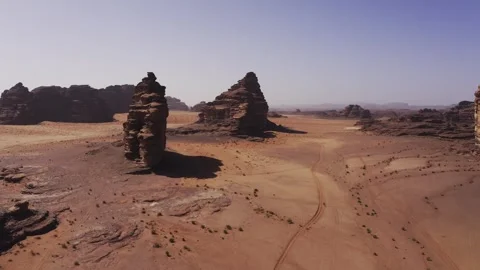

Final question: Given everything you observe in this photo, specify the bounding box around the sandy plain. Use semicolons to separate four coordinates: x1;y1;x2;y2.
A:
0;111;479;270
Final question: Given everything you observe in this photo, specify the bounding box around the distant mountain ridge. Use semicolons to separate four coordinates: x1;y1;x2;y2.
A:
270;102;451;112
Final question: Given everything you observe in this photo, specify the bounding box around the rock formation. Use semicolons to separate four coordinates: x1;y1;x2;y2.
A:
358;101;475;139
475;87;480;146
123;72;169;167
342;104;369;118
0;83;35;124
0;83;113;124
166;96;189;111
199;72;269;135
191;101;207;112
98;85;135;114
0;200;58;252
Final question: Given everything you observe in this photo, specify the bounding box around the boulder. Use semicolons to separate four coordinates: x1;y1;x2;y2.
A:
123;72;169;167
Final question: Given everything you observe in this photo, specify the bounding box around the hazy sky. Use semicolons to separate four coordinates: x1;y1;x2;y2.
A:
0;0;479;106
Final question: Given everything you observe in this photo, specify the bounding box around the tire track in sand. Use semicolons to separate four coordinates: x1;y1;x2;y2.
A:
273;148;326;270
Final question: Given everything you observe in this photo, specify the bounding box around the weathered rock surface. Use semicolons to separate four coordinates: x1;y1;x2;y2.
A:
191;101;207;112
123;72;169;167
0;201;58;252
170;72;270;137
166;96;189;111
474;87;480;146
0;83;35;124
358;101;474;139
201;72;269;135
0;83;113;124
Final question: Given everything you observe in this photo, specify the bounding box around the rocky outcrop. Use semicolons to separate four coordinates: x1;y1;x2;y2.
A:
0;83;35;124
168;72;276;137
123;72;169;167
358;101;475;139
98;85;135;113
166;96;189;111
191;101;207;112
0;200;58;252
0;83;113;124
342;104;369;118
475;87;480;146
200;72;269;135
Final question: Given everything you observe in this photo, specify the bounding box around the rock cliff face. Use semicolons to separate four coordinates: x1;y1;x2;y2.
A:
358;101;474;139
199;72;269;135
0;83;113;124
123;72;169;167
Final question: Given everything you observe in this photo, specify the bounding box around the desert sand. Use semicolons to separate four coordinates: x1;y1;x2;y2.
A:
1;111;479;270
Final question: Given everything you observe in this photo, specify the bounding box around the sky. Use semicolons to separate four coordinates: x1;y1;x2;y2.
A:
0;0;479;107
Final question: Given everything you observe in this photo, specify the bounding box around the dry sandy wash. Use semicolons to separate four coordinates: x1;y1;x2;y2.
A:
0;111;479;270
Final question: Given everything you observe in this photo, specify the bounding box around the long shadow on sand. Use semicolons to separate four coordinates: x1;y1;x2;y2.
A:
126;151;223;179
261;120;308;138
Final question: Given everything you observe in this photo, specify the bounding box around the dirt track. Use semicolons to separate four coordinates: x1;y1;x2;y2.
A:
1;112;479;270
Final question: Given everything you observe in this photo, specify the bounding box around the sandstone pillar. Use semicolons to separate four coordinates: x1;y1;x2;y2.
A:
123;72;169;167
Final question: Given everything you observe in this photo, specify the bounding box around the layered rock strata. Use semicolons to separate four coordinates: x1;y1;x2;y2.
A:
123;73;169;167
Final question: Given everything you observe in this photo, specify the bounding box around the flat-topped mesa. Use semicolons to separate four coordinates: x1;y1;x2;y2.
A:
475;86;480;146
200;72;269;135
123;72;169;167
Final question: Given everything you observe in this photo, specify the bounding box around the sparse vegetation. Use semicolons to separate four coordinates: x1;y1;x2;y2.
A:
165;251;171;257
287;218;294;224
183;246;191;252
153;243;161;248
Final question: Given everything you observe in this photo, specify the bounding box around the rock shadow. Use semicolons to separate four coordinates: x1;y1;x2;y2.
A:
263;120;308;137
267;124;307;134
126;151;222;179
